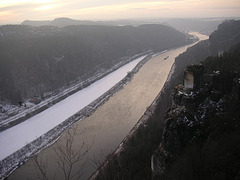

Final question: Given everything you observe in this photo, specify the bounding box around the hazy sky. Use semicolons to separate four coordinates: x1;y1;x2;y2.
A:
1;0;240;24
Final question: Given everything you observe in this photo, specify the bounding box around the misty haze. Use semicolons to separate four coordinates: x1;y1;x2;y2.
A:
0;0;240;180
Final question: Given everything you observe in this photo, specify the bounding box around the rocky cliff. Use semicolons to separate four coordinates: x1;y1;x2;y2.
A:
152;59;240;179
151;20;240;180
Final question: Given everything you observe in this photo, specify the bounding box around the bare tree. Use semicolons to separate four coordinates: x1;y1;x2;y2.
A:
32;154;50;180
89;150;109;170
32;126;91;180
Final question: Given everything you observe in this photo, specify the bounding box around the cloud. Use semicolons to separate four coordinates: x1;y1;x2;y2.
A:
200;6;240;10
34;3;62;11
0;0;240;24
0;11;12;21
0;3;38;11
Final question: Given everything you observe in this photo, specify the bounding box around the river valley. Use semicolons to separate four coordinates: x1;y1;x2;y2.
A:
8;32;208;180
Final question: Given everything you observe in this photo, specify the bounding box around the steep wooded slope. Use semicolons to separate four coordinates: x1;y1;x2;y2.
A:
0;24;190;104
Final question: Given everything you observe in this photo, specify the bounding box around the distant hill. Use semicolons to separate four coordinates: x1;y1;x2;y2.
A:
21;17;149;27
22;17;110;27
21;17;226;33
51;17;97;27
21;20;51;26
22;18;96;27
164;18;224;35
0;24;192;104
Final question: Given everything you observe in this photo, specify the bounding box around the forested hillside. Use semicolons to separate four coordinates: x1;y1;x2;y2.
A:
0;24;191;104
165;18;223;35
171;19;240;87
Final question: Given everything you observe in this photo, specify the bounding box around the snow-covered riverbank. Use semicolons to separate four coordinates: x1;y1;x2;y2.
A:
0;51;150;132
0;53;155;178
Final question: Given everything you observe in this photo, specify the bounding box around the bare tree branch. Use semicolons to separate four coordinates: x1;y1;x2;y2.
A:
32;155;49;180
32;125;92;180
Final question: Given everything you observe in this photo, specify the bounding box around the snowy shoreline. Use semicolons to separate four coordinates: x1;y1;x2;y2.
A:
0;51;151;132
0;52;155;179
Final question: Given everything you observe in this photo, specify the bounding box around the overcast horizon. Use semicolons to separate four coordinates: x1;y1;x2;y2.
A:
1;0;240;25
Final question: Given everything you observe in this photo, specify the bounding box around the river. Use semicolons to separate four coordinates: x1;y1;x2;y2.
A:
0;55;147;161
9;32;208;180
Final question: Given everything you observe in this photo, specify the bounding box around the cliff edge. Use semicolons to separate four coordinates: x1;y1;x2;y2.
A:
152;51;240;180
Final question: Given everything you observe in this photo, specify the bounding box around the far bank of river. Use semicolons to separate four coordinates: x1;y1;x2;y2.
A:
9;32;208;180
